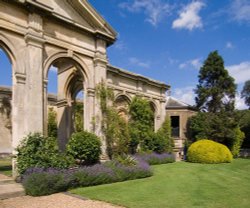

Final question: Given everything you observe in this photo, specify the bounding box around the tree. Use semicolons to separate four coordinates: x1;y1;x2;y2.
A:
241;80;250;109
187;111;245;157
195;51;236;112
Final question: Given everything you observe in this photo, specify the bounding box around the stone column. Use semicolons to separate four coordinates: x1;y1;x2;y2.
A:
57;99;72;151
84;88;95;132
12;72;26;150
93;39;108;159
43;79;48;136
24;13;45;134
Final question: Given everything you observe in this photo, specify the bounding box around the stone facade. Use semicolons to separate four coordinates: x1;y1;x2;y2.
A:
0;0;195;162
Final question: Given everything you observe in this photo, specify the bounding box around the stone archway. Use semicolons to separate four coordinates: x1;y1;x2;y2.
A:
114;94;131;122
0;43;13;156
44;55;89;150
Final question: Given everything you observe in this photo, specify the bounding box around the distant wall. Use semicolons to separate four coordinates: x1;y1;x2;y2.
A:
0;86;12;154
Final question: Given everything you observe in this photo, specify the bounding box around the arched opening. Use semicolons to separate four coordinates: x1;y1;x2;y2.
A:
45;57;86;151
0;46;13;157
72;90;84;133
114;95;130;122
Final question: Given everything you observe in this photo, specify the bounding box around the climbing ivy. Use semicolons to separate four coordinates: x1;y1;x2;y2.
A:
96;81;130;159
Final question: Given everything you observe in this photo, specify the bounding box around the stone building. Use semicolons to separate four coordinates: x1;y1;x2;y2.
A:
0;0;195;160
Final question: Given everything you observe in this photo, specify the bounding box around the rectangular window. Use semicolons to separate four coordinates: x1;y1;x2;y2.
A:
171;116;180;138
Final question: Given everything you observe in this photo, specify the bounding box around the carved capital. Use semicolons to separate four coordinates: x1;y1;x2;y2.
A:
87;88;95;97
25;33;45;48
15;72;26;84
57;99;68;108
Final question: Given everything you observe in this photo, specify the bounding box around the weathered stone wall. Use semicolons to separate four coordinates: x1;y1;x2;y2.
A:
107;65;169;130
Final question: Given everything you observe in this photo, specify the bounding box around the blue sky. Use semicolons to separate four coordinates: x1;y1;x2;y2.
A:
1;0;250;109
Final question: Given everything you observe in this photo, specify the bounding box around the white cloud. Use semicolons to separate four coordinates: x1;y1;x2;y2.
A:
171;86;247;110
226;41;234;49
227;62;250;84
179;58;202;70
230;0;250;23
235;94;248;110
172;1;205;31
119;0;172;26
172;86;195;106
129;57;150;68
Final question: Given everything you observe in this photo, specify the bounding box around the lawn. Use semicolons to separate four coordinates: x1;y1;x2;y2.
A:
0;157;12;176
71;159;250;208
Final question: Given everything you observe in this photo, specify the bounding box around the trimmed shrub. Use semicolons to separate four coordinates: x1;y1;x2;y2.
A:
187;139;233;164
67;131;101;165
16;133;74;174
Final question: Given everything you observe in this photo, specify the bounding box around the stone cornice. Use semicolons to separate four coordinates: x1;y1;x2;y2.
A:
107;65;170;90
14;0;117;46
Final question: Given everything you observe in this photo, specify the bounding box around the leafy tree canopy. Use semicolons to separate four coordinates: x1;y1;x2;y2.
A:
195;51;236;112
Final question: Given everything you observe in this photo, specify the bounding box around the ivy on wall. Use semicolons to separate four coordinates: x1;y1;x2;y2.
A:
96;81;130;159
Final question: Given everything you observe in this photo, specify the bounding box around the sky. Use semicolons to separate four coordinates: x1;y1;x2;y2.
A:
1;0;250;109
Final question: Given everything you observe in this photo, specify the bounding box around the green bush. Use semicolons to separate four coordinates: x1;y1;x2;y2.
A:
142;116;174;153
187;112;245;157
231;127;245;158
66;131;101;165
187;139;233;164
16;133;73;174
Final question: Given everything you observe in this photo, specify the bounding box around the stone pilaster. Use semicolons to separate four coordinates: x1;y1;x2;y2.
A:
24;13;45;134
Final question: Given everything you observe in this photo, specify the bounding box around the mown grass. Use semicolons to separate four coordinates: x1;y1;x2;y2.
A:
0;157;12;176
71;159;250;208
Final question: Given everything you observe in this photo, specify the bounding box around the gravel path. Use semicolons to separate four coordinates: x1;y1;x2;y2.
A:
0;193;124;208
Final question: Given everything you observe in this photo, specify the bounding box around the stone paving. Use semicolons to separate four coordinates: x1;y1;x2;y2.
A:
0;174;123;208
0;174;25;200
0;193;123;208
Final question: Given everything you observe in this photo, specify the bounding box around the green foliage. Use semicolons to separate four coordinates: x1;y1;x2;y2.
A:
231;127;245;158
241;80;250;109
129;97;154;153
155;116;174;153
195;51;236;112
96;81;130;158
16;133;73;174
187;111;245;157
66;131;101;165
237;110;250;148
115;154;138;166
105;108;130;158
73;102;84;132
187;139;233;163
47;108;57;138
